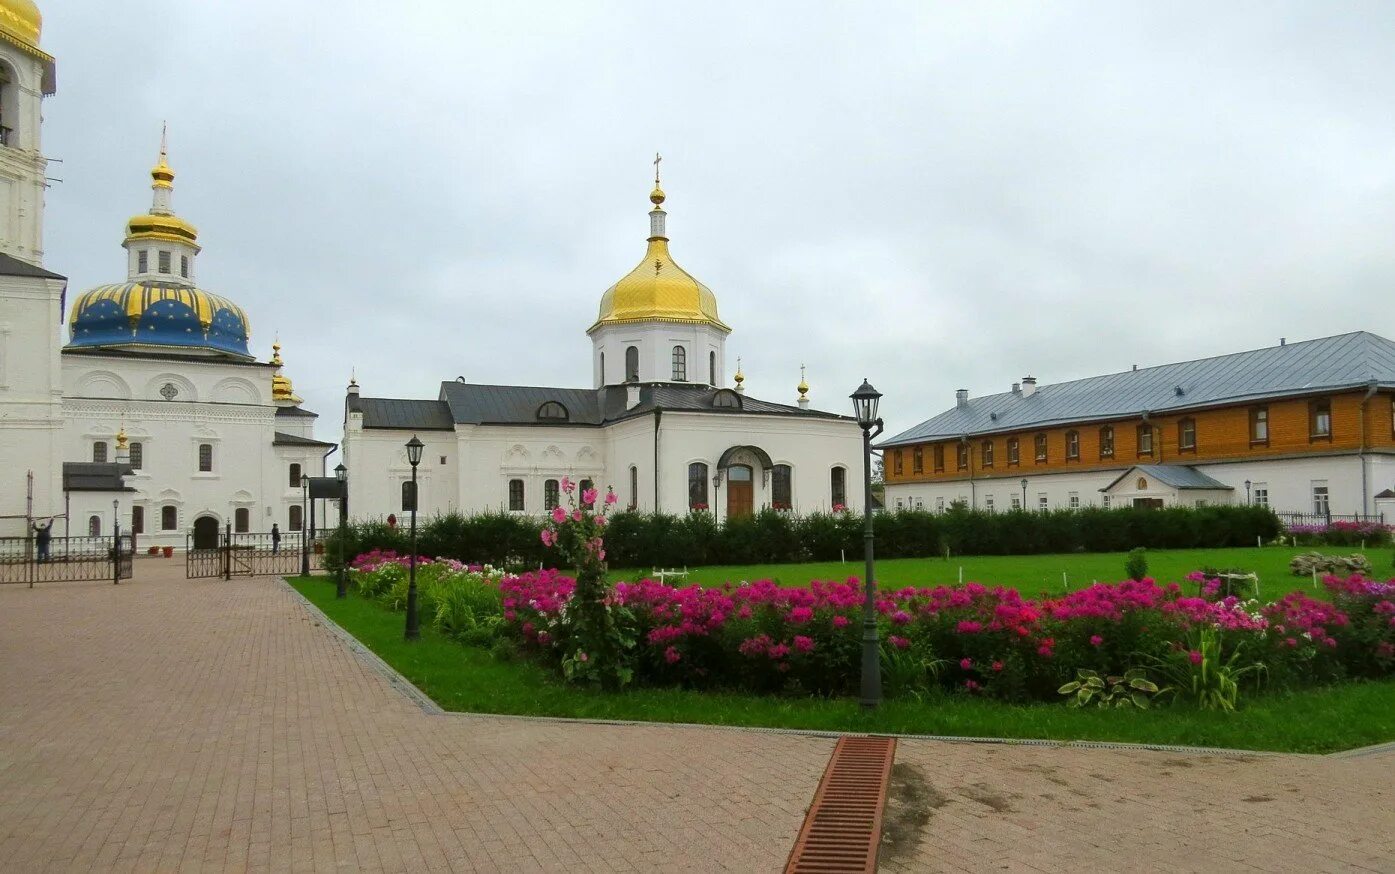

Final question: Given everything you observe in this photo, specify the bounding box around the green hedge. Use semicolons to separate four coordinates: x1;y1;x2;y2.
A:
323;505;1282;571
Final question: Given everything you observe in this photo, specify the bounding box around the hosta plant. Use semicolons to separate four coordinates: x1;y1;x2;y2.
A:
1058;668;1162;709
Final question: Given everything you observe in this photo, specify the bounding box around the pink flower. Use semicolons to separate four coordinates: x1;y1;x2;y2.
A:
1323;637;1337;649
956;620;983;634
537;631;551;645
1188;650;1203;665
605;490;618;505
959;658;973;671
793;635;814;653
581;487;598;506
769;643;791;659
664;646;681;664
550;506;566;524
832;615;850;628
1089;635;1103;647
991;661;1004;672
540;529;554;547
560;476;574;494
572;509;583;522
593;515;607;526
891;610;912;626
787;606;814;624
965;679;980;691
577;651;589;662
888;635;910;650
1036;645;1053;658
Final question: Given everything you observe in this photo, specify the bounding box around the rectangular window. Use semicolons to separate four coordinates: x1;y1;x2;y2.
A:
896;498;904;511
289;505;303;531
1310;399;1332;440
1011;495;1021;511
914;498;924;510
234;507;250;533
1137;425;1153;456
161;505;177;530
933;445;944;473
129;442;143;470
158;250;171;273
1178;418;1197;452
180;255;189;278
1068;492;1080;510
198;443;213;472
1312;481;1330;515
1065;431;1080;460
912;447;923;474
137;250;149;273
92;441;108;463
131;506;144;535
981;440;993;467
508;479;524;511
830;467;846;507
984;496;995;513
1038;494;1049;511
1007;438;1019;465
1034;434;1047;463
1250;406;1269;445
894;450;904;476
629;465;638;511
1102;495;1111;509
1099;427;1114;459
1252;483;1269;508
956;443;968;470
935;496;945;512
289;463;301;488
545;479;560;510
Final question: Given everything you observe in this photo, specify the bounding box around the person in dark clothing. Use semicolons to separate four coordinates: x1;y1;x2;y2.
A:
270;523;281;554
33;519;52;562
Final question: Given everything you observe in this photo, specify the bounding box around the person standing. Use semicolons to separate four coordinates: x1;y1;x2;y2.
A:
270;523;281;554
33;518;52;563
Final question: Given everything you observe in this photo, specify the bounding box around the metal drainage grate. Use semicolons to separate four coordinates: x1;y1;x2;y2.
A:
785;736;896;874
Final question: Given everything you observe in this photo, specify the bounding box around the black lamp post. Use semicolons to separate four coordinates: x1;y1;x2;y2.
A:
1020;478;1028;510
1244;479;1252;505
850;379;885;710
404;435;424;641
300;472;311;577
111;499;120;586
335;463;348;598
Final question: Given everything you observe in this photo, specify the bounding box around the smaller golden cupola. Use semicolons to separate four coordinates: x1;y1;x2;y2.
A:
270;340;302;404
734;357;745;394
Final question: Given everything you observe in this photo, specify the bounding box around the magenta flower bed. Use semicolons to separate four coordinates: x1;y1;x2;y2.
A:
1285;519;1393;546
497;571;1395;700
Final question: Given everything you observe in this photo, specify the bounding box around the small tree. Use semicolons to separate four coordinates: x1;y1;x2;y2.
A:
1125;547;1148;581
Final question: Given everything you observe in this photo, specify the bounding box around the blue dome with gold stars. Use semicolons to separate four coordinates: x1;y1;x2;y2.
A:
67;281;251;359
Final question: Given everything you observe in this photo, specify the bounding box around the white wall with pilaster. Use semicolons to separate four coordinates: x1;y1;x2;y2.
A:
0;274;65;533
589;321;728;387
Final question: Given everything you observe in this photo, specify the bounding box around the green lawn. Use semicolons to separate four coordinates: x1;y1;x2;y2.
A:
610;545;1392;599
291;575;1395;754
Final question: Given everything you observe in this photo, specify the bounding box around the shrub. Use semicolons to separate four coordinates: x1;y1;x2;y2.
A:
1125;548;1148;582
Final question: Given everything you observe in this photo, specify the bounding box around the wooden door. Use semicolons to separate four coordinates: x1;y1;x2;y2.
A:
726;465;754;519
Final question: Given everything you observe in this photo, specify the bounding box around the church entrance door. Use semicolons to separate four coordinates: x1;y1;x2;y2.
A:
192;515;220;550
726;465;753;519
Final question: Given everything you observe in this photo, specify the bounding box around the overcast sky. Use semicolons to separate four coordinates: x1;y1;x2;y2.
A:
41;1;1395;443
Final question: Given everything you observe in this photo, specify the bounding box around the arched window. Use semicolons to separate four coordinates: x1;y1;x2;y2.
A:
1099;426;1115;459
131;506;144;534
401;480;417;512
772;464;792;510
713;389;741;408
1065;430;1080;460
1178;417;1197;451
628;465;638;510
672;346;687;381
1034;433;1048;463
625;346;639;382
709;351;717;386
981;440;994;467
0;64;14;147
688;462;709;510
92;441;108;463
289;505;303;531
537;401;568;421
198;443;213;472
599;352;605;384
544;479;560;510
508;479;524;511
88;515;101;537
234;507;250;533
161;505;177;531
831;467;847;508
289;463;302;488
1007;437;1020;465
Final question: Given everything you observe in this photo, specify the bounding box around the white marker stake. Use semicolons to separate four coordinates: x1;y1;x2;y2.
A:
840;549;845;564
1063;572;1068;591
958;566;963;584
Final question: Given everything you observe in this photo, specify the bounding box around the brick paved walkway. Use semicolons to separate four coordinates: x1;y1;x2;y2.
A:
2;562;1393;873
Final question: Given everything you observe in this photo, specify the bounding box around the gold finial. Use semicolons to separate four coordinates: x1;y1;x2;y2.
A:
152;121;175;189
650;151;665;206
271;337;283;366
798;363;809;398
349;367;358;387
116;425;128;449
734;356;744;384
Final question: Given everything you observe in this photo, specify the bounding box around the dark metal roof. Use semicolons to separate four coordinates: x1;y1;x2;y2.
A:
1101;464;1233;492
353;396;455;430
0;252;64;280
62;462;134;492
273;431;336;447
883;332;1395;447
62;346;274;369
276;405;318;419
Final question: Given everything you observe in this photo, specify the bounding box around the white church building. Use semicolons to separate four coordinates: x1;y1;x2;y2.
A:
0;4;333;545
342;179;865;521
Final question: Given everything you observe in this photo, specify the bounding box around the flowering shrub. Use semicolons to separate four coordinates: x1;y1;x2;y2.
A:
1286;519;1392;547
348;550;506;644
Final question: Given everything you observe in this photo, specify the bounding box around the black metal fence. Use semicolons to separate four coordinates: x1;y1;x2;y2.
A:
186;529;310;579
0;534;136;585
1276;511;1387;529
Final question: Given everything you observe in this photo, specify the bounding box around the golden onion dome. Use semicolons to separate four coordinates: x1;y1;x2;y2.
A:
125;211;199;247
590;184;729;334
0;0;40;49
270;341;301;403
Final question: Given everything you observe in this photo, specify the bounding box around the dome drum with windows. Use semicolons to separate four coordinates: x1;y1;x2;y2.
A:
65;135;253;359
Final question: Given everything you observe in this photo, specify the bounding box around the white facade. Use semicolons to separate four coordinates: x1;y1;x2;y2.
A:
885;453;1395;518
590;321;728;388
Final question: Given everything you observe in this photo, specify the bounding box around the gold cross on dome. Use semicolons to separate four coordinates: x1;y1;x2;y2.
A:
653;152;662;184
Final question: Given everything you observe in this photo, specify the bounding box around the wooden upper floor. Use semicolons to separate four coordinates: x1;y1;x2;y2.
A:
884;389;1395;484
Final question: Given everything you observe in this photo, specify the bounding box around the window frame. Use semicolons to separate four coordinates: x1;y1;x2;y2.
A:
92;441;108;463
289;463;302;488
1250;405;1269;446
830;466;847;507
160;505;177;531
671;346;687;382
1033;433;1048;463
508;478;525;512
624;346;639;382
180;254;189;278
544;479;560;510
197;443;213;472
131;505;144;534
129;441;143;470
158;250;171;273
289;504;302;531
137;250;148;273
537;401;568;421
1312;481;1330;515
933;444;945;473
956;442;969;471
688;462;709;510
1065;430;1080;461
628;465;638;511
1309;398;1332;441
709;351;717;386
772;464;792;510
88;515;101;536
980;440;993;468
1178;417;1197;453
912;446;923;474
234;507;250;533
1007;437;1019;466
894;449;904;476
1136;424;1153;457
1098;426;1114;459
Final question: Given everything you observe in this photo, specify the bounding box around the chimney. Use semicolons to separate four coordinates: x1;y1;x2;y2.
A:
798;396;809;410
955;388;968;408
1011;382;1020;395
627;384;642;410
1280;337;1286;346
1020;376;1037;398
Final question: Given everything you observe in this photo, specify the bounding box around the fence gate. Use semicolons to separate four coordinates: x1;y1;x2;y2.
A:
186;526;306;579
0;533;135;586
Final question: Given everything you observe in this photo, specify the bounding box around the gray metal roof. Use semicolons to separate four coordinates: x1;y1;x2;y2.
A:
0;252;65;280
882;332;1395;447
62;462;134;492
353;397;455;430
1102;464;1233;492
273;431;336;447
275;405;318;419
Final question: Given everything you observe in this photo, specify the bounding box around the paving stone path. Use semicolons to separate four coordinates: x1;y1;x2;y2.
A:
2;561;1393;872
